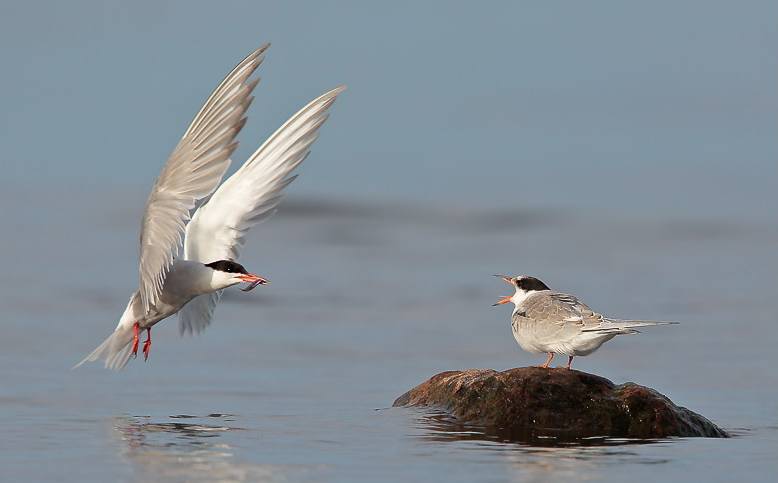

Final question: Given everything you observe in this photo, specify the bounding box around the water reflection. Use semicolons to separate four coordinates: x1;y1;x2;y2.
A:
112;414;285;483
410;410;672;481
413;410;666;447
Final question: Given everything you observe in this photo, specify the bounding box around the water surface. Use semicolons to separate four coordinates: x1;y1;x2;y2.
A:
1;187;776;481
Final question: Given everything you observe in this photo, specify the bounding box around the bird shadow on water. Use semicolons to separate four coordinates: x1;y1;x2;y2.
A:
111;414;295;482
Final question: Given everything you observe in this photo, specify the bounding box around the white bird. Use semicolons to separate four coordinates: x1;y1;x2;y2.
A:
493;275;677;369
75;44;345;370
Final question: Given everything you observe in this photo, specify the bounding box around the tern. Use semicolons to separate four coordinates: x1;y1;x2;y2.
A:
493;275;676;369
75;44;344;370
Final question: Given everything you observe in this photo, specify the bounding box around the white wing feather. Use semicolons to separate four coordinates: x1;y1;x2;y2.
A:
138;44;268;312
179;85;346;335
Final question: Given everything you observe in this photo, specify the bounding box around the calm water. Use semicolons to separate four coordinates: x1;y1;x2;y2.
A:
1;186;776;482
2;1;776;480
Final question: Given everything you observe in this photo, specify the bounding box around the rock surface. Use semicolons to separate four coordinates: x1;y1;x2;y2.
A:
394;368;727;440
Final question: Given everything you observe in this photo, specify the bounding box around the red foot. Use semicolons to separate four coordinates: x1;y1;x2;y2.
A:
130;322;140;358
142;329;152;362
537;352;554;368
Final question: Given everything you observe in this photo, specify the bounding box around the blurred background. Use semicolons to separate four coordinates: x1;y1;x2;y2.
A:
1;1;776;482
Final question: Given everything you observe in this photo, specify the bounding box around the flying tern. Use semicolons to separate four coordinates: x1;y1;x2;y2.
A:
75;44;344;370
493;275;677;369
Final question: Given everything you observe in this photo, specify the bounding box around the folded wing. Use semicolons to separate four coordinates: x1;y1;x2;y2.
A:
179;85;346;335
521;292;676;337
138;45;268;312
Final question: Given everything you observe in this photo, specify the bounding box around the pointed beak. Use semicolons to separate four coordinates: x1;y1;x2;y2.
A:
238;273;268;292
492;295;512;306
494;274;513;285
492;274;513;306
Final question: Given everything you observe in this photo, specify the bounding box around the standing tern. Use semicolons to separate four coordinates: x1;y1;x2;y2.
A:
493;275;677;369
75;44;345;370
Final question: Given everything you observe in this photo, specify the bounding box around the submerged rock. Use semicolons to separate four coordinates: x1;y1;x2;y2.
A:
393;368;727;440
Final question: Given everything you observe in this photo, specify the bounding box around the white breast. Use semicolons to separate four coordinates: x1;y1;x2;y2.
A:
120;260;216;329
511;316;545;354
161;260;216;300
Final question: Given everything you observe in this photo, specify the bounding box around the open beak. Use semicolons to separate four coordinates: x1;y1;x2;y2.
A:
492;295;512;306
494;274;513;285
492;274;513;306
238;273;269;292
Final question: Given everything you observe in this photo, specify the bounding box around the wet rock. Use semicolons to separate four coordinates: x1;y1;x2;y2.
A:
393;368;727;440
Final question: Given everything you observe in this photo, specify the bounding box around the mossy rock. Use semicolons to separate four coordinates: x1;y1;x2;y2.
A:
393;367;727;440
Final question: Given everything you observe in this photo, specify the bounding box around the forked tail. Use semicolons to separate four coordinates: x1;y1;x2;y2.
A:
72;324;135;371
581;319;679;335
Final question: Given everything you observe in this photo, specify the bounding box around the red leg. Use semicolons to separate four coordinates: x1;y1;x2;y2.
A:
142;328;152;362
537;352;554;368
566;356;574;370
130;322;140;358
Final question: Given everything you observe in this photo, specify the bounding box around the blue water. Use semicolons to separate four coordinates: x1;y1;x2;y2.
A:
2;1;777;480
1;185;776;481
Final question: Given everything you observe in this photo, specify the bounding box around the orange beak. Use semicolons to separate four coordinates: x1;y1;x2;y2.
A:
238;273;268;292
492;274;514;306
492;295;512;306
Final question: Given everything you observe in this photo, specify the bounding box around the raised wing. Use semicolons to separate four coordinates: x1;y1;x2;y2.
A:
138;44;268;312
179;85;346;335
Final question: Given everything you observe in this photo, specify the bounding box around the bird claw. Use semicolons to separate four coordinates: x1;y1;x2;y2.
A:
130;322;140;358
142;329;152;362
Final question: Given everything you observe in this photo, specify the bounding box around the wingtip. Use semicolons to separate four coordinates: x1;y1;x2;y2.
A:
253;42;271;57
303;85;346;110
326;85;347;97
236;43;270;71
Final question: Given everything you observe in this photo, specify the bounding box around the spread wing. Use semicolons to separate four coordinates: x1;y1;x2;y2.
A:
178;85;346;335
137;45;268;312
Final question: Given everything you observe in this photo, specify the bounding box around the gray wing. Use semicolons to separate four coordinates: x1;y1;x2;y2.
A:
513;291;606;342
516;291;670;338
179;86;345;336
137;45;267;312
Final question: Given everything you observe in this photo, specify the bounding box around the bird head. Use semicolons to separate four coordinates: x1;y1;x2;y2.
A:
492;274;550;306
205;260;268;291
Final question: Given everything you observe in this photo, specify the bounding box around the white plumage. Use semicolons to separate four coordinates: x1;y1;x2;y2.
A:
74;45;345;370
179;87;343;335
138;45;267;314
494;275;677;369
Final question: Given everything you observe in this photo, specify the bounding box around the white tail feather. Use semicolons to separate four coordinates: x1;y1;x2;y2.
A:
72;324;135;371
581;319;678;334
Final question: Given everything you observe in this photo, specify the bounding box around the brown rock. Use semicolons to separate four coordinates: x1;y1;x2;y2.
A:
393;367;727;440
